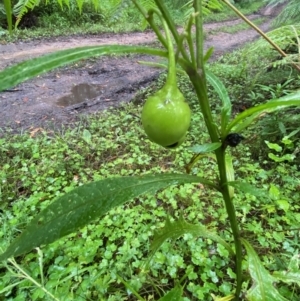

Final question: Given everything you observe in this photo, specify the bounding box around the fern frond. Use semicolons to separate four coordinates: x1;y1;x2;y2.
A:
106;0;156;28
138;0;156;11
264;0;286;6
54;0;70;10
138;0;156;29
13;0;73;27
103;0;126;20
249;24;300;68
265;0;300;25
250;24;300;52
275;0;300;25
183;0;223;23
62;0;70;10
13;0;40;27
75;0;84;14
90;0;99;12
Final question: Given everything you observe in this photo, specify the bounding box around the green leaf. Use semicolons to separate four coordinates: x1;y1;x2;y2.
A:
158;285;183;301
0;279;26;294
273;253;300;285
82;129;92;145
226;90;300;134
225;154;235;198
0;45;167;92
116;275;145;301
206;70;232;134
0;173;207;261
204;47;214;63
227;181;266;197
242;239;289;301
211;295;235;301
189;142;222;153
185;153;217;175
147;215;234;267
137;60;186;75
265;141;282;152
232;111;261;134
286;128;300;139
269;184;280;201
268;153;295;162
276;200;290;212
13;0;39;28
3;0;12;34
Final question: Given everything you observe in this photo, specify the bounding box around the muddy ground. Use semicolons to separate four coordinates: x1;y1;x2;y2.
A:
0;5;284;132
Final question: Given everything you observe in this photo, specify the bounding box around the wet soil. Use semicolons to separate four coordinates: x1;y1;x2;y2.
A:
0;5;284;132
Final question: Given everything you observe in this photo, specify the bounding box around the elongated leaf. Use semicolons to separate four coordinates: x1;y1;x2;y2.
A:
212;295;235;301
273;253;300;285
225;154;235;199
242;239;289;301
0;173;208;261
147;215;234;267
189;142;221;153
185;152;217;175
232;111;262;134
137;60;185;75
227;181;266;197
116;275;144;301
82;129;92;145
206;70;232;134
0;279;26;294
265;141;282;152
0;45;167;92
226;91;300;134
268;153;295;162
204;47;214;63
3;0;12;34
158;285;183;301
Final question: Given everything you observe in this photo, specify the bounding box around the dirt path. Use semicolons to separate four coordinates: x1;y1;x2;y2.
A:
0;5;283;132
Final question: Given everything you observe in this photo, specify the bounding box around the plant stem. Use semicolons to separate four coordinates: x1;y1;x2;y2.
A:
36;247;45;286
221;0;300;72
194;0;204;69
8;258;60;301
190;0;243;299
161;19;177;86
153;0;190;62
131;1;168;49
216;152;243;300
192;0;217;141
186;13;197;68
117;275;145;301
3;0;12;34
185;56;243;301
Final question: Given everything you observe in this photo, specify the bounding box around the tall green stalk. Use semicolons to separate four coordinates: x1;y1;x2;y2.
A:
153;0;190;62
186;69;243;300
133;0;243;298
189;0;243;299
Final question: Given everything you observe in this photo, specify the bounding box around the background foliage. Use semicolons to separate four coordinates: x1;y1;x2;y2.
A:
1;39;300;299
265;0;300;25
0;0;267;34
1;0;300;300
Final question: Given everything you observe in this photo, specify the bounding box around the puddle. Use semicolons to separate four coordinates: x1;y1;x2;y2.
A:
56;83;102;107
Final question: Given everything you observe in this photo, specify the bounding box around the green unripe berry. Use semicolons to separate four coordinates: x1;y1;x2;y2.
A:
142;84;191;148
141;18;191;148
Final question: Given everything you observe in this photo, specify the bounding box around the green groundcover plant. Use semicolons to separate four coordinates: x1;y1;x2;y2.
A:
1;0;300;300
